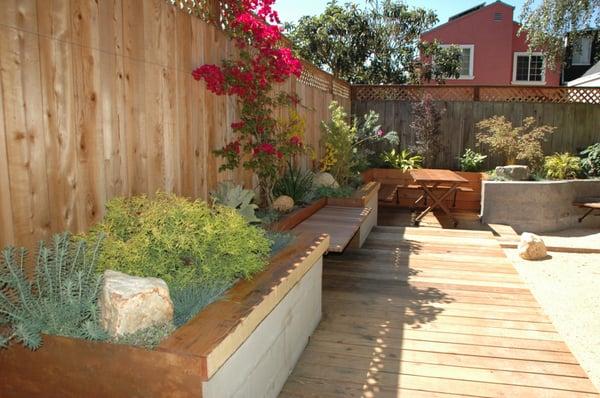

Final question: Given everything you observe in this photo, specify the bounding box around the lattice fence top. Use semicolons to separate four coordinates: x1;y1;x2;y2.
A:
352;85;600;104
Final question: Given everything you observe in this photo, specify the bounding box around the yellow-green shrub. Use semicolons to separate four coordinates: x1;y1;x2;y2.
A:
86;193;271;286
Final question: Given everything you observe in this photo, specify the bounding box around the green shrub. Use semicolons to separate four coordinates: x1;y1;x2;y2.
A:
211;181;260;223
580;143;600;177
87;193;271;287
381;149;422;171
544;153;581;180
170;282;231;327
314;185;355;199
265;231;295;255
273;163;314;204
458;149;487;172
476;116;555;170
0;233;107;350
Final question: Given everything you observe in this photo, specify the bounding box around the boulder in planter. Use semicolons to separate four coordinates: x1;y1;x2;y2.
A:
100;270;174;337
273;195;294;212
313;172;339;189
495;165;529;181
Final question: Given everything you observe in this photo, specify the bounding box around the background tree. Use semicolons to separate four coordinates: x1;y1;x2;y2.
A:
410;95;445;168
519;0;600;68
285;0;461;84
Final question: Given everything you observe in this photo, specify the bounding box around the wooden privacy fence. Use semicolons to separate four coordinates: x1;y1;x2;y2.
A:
352;86;600;170
0;0;350;249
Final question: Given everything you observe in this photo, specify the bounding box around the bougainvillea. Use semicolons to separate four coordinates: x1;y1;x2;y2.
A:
192;0;305;207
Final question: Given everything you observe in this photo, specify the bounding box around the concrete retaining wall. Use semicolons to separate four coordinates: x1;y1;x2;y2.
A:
481;180;600;233
202;258;323;398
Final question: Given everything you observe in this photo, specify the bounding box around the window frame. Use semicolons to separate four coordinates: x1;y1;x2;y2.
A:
440;44;475;80
571;36;593;66
512;52;546;85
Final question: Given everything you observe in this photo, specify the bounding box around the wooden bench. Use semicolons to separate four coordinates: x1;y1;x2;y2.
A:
292;206;372;253
380;183;473;208
573;197;600;222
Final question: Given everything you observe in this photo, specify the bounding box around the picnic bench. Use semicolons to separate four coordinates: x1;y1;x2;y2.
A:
573;197;600;222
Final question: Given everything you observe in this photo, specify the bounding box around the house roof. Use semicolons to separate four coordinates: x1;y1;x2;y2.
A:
583;60;600;77
448;3;485;21
422;1;517;36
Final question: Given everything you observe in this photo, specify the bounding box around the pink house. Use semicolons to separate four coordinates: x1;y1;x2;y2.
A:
420;1;560;86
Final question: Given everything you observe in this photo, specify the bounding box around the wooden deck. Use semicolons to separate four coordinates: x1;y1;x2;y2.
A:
280;226;599;397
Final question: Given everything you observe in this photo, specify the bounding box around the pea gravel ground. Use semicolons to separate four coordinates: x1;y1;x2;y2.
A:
504;248;600;391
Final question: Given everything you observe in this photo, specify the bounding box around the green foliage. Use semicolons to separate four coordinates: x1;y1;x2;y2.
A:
320;102;398;184
458;149;487;172
111;322;176;350
544;152;582;180
354;110;399;171
285;0;461;84
476;116;556;170
580;143;600;177
87;193;270;287
256;208;283;227
211;181;260;223
410;95;444;168
170;281;231;327
264;231;295;255
381;149;423;171
519;0;599;69
0;233;107;350
314;185;355;199
273;163;314;204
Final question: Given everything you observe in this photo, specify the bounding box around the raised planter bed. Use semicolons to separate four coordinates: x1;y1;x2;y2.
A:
481;179;600;233
362;168;484;211
0;233;330;398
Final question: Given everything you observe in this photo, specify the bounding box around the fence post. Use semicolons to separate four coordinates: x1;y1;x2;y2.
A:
473;87;480;102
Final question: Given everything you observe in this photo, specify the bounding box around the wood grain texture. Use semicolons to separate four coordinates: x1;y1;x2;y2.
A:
280;226;599;398
0;0;350;250
352;99;600;170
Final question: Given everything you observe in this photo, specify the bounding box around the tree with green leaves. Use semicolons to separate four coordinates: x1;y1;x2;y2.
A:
519;0;600;68
285;0;461;84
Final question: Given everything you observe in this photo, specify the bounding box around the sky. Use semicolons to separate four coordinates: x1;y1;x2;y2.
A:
275;0;529;26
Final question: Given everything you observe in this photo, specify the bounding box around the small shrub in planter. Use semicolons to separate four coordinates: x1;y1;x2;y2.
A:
0;233;107;349
476;116;555;170
580;143;600;178
381;149;423;171
458;149;487;172
273;162;314;204
86;193;271;287
313;185;355;199
410;94;444;168
544;153;581;180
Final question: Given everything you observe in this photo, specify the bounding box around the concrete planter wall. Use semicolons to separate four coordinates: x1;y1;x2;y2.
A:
481;179;600;233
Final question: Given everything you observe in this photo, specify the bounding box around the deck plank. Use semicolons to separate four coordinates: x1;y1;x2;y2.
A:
279;226;599;397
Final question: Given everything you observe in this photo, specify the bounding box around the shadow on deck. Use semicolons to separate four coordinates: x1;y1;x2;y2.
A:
279;225;598;397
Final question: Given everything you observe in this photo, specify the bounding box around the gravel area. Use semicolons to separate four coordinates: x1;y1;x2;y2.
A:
505;249;600;390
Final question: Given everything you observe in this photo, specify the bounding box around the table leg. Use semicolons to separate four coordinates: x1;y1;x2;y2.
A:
414;183;460;226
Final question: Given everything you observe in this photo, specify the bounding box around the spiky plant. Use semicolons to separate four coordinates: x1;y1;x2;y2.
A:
211;181;260;223
0;233;107;350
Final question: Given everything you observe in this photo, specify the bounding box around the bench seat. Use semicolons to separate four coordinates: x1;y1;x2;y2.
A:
293;206;372;253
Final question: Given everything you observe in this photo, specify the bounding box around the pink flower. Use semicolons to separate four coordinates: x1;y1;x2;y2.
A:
289;136;302;146
377;129;385;137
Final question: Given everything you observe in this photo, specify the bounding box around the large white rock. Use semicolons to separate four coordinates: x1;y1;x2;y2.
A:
100;270;174;337
273;195;294;212
518;232;548;260
313;172;339;189
495;165;530;181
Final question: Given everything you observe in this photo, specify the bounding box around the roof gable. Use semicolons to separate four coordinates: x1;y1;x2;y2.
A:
422;1;516;36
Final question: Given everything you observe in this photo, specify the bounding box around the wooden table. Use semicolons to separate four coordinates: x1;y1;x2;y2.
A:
409;169;469;227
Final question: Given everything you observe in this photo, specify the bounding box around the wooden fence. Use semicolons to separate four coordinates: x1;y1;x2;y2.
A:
352;86;600;170
0;0;350;249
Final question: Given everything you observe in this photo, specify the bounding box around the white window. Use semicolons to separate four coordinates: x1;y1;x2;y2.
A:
572;36;593;65
512;52;545;85
441;44;474;79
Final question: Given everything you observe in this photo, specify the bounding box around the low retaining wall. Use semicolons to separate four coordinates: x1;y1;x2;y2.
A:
203;259;322;398
481;180;600;233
